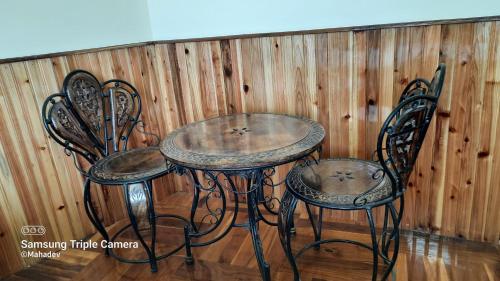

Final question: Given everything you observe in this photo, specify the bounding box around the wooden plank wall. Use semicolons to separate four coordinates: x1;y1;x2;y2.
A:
0;20;499;276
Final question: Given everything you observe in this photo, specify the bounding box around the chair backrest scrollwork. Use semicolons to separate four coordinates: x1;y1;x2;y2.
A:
399;63;446;102
42;70;142;165
377;64;446;196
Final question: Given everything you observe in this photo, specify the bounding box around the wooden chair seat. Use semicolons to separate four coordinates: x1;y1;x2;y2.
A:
90;146;170;183
287;159;392;208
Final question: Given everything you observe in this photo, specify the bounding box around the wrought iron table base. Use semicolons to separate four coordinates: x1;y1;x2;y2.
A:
83;178;190;272
176;168;276;280
171;150;321;281
278;190;404;281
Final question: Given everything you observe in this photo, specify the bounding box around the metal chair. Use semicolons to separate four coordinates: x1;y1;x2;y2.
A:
278;64;446;281
41;70;189;272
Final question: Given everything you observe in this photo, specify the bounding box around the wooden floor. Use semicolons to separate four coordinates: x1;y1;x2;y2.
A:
4;192;499;281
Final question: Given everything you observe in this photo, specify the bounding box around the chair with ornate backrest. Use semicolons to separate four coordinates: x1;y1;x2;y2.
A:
42;70;189;272
278;64;446;281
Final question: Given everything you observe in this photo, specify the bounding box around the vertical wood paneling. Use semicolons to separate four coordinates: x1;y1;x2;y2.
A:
468;22;492;241
261;37;274;112
482;21;500;243
442;24;471;237
415;25;441;232
315;33;330;157
1;20;499;277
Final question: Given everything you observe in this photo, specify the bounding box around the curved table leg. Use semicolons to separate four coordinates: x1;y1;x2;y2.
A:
278;190;300;280
83;178;110;256
247;179;271;281
188;169;201;233
123;183;157;272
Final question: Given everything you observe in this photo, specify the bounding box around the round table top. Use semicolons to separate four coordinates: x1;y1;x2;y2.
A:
160;113;325;170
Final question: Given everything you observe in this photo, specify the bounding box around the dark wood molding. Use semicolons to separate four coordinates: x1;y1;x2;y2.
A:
1;15;499;64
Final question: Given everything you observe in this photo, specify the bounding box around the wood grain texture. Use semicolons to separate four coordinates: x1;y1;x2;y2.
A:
1;20;499;277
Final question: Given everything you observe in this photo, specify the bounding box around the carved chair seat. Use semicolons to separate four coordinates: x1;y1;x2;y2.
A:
287;159;392;208
90;146;171;183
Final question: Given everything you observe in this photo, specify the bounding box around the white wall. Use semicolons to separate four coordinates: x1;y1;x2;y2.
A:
0;0;152;59
2;0;499;59
148;0;500;40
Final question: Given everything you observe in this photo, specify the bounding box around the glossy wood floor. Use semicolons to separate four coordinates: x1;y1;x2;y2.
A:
4;192;499;281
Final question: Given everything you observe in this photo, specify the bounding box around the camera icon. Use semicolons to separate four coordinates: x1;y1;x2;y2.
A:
21;225;46;236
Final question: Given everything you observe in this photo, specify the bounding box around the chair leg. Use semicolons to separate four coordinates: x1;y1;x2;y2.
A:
144;181;158;271
278;190;300;281
381;205;390;260
83;178;110;256
290;217;296;235
305;203;323;249
318;207;323;239
366;208;378;281
381;202;401;281
123;184;157;272
183;224;194;265
394;196;404;237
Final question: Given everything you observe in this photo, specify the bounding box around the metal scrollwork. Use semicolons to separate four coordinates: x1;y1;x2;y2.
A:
128;184;147;203
57;107;85;139
260;168;281;215
115;90;131;126
134;120;161;146
126;184;148;227
49;101;98;159
72;78;102;131
294;145;321;167
195;172;224;230
184;169;230;239
371;168;386;180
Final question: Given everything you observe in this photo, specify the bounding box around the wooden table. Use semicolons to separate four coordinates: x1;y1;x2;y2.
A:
160;113;324;281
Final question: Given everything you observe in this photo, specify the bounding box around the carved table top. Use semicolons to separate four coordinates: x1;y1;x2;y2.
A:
160;113;325;170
